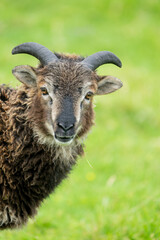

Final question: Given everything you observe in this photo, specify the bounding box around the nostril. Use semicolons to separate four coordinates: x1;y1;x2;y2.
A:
57;122;74;131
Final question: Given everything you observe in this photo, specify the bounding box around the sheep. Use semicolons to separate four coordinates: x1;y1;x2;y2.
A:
0;42;123;229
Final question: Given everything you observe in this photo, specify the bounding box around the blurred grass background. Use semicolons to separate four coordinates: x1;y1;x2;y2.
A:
0;0;160;239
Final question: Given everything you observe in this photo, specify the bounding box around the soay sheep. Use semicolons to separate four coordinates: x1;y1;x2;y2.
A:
0;42;123;229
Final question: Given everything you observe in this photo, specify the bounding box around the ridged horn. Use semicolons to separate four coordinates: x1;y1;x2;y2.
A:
82;51;122;70
12;42;59;66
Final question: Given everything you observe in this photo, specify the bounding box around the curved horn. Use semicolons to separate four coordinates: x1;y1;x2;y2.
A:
82;51;122;70
12;42;58;66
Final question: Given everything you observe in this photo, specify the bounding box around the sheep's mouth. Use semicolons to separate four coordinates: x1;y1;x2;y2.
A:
55;134;74;143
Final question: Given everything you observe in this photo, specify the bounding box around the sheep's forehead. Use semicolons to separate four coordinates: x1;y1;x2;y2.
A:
38;62;97;94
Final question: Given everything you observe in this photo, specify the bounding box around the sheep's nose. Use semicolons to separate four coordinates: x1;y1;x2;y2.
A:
57;122;75;132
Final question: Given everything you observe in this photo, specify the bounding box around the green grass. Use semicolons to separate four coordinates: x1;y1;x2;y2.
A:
0;0;160;239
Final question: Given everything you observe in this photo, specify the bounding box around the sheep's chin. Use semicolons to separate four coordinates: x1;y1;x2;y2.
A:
54;137;73;146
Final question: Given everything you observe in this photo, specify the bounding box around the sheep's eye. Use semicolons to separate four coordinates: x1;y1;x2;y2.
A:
40;87;48;96
85;91;93;100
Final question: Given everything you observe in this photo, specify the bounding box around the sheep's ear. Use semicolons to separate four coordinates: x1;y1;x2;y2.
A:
12;65;37;87
96;76;123;95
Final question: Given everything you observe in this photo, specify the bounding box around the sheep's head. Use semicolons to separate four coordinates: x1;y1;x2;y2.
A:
12;42;123;145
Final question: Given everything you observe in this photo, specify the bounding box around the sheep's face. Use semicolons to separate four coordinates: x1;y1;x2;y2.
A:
13;61;122;145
